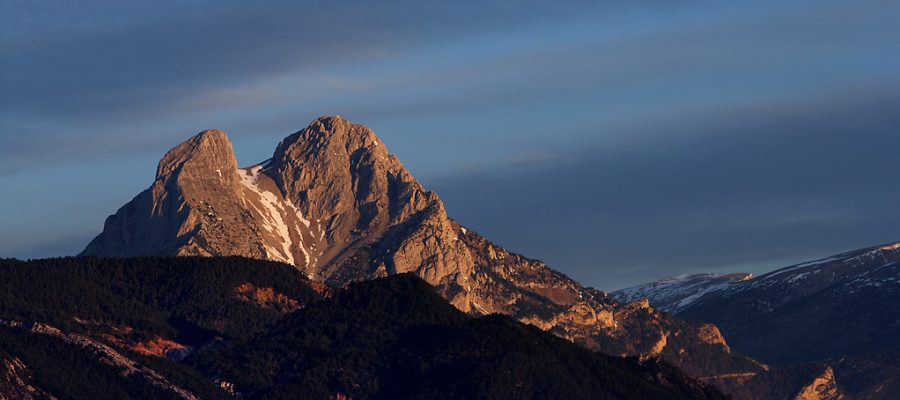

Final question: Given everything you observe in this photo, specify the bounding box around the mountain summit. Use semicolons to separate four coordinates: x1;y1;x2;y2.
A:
84;116;471;307
82;116;765;392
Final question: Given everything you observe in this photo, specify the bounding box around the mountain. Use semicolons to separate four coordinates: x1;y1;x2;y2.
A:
678;242;900;365
612;273;753;313
617;242;900;399
0;257;724;400
80;116;769;392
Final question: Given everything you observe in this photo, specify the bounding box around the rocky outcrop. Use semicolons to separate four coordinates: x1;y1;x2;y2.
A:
235;282;302;312
82;115;764;390
793;367;843;400
696;323;730;351
717;363;850;400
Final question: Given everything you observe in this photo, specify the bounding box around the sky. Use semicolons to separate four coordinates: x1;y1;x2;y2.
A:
2;0;899;290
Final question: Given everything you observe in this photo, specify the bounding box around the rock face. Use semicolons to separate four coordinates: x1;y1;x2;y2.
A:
81;129;269;259
82;116;764;388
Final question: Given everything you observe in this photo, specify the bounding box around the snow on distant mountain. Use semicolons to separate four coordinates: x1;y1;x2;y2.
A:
614;242;900;398
677;241;900;366
611;273;753;313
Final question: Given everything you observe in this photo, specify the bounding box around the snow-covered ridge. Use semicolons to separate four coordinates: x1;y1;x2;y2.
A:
761;256;841;279
614;240;900;315
637;241;900;317
747;242;900;291
611;273;752;313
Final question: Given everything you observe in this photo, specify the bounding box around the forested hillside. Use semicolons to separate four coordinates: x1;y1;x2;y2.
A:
0;257;722;400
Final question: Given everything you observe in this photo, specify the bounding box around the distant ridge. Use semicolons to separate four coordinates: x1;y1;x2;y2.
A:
617;242;900;399
612;272;753;313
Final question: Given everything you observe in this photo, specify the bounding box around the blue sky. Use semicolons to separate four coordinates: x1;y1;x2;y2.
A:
2;0;899;290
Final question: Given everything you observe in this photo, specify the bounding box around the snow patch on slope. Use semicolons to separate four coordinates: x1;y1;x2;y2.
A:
238;160;317;267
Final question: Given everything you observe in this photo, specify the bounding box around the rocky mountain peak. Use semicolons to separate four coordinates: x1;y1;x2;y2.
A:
271;115;422;224
273;116;386;164
156;129;238;185
81;127;263;258
82;116;766;394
